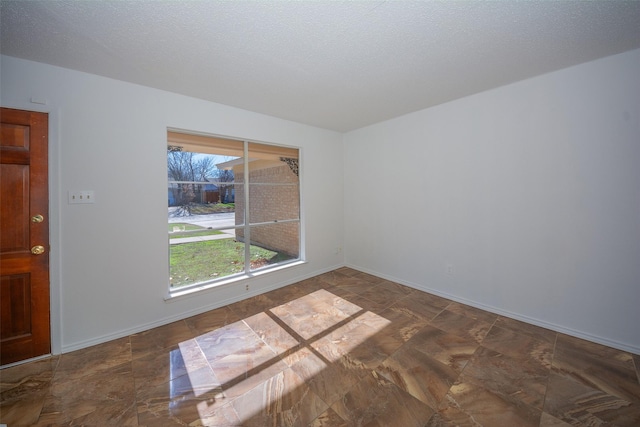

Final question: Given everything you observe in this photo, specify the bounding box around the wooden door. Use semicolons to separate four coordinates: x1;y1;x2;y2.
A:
0;108;50;365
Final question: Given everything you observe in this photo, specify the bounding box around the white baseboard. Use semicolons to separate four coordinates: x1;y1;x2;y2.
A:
62;262;639;357
346;263;640;356
60;262;345;354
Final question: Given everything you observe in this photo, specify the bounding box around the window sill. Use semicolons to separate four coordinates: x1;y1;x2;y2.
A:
164;260;306;302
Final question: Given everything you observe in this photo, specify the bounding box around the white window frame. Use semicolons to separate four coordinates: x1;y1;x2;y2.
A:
166;129;304;299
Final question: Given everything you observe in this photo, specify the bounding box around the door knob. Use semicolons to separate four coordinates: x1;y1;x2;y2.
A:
31;214;44;223
31;245;45;255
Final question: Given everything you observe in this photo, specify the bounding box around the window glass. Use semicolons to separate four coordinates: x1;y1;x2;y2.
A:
168;131;300;290
248;223;299;272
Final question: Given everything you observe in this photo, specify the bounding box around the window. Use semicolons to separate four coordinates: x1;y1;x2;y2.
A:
167;131;300;291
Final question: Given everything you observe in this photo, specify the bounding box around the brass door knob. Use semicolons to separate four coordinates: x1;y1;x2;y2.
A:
32;214;44;223
31;245;45;255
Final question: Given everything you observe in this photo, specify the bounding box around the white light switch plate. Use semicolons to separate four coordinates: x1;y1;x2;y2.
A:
68;190;95;204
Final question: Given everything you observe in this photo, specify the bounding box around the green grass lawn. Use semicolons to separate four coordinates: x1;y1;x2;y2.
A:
169;239;293;287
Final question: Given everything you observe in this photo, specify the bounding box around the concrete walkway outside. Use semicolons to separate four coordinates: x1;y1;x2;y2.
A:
169;230;235;245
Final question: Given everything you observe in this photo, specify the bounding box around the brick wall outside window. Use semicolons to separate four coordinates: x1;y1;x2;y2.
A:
234;162;299;257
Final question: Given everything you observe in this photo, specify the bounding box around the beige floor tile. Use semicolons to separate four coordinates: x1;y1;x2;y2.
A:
480;323;555;368
376;345;458;409
430;309;493;344
461;346;550;410
231;368;328;427
404;325;479;372
552;334;640;405
439;380;542;427
38;361;137;425
331;371;434;427
54;337;131;381
130;320;194;360
184;306;241;335
0;356;59;425
544;372;640;426
446;301;499;324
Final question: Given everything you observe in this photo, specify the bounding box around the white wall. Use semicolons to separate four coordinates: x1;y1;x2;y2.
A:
344;49;640;354
1;56;345;353
3;49;639;356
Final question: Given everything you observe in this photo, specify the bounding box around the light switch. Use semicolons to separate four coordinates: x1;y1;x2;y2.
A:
68;190;95;204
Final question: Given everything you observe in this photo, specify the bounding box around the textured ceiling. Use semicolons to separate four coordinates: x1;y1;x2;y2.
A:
2;1;640;132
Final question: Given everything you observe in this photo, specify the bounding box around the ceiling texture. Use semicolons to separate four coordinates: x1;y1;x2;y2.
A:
1;1;640;132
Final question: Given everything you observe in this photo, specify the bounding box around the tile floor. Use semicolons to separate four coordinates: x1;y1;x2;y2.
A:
2;267;639;426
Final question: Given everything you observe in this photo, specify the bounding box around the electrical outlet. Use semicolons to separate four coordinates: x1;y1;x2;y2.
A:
68;190;95;204
335;246;343;255
446;263;454;275
245;284;249;291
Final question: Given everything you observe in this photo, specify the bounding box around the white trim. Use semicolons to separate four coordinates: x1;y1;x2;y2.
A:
243;141;251;274
166;127;300;152
166;134;303;297
169;180;233;185
0;354;53;370
50;107;63;356
249;218;300;226
165;260;306;301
